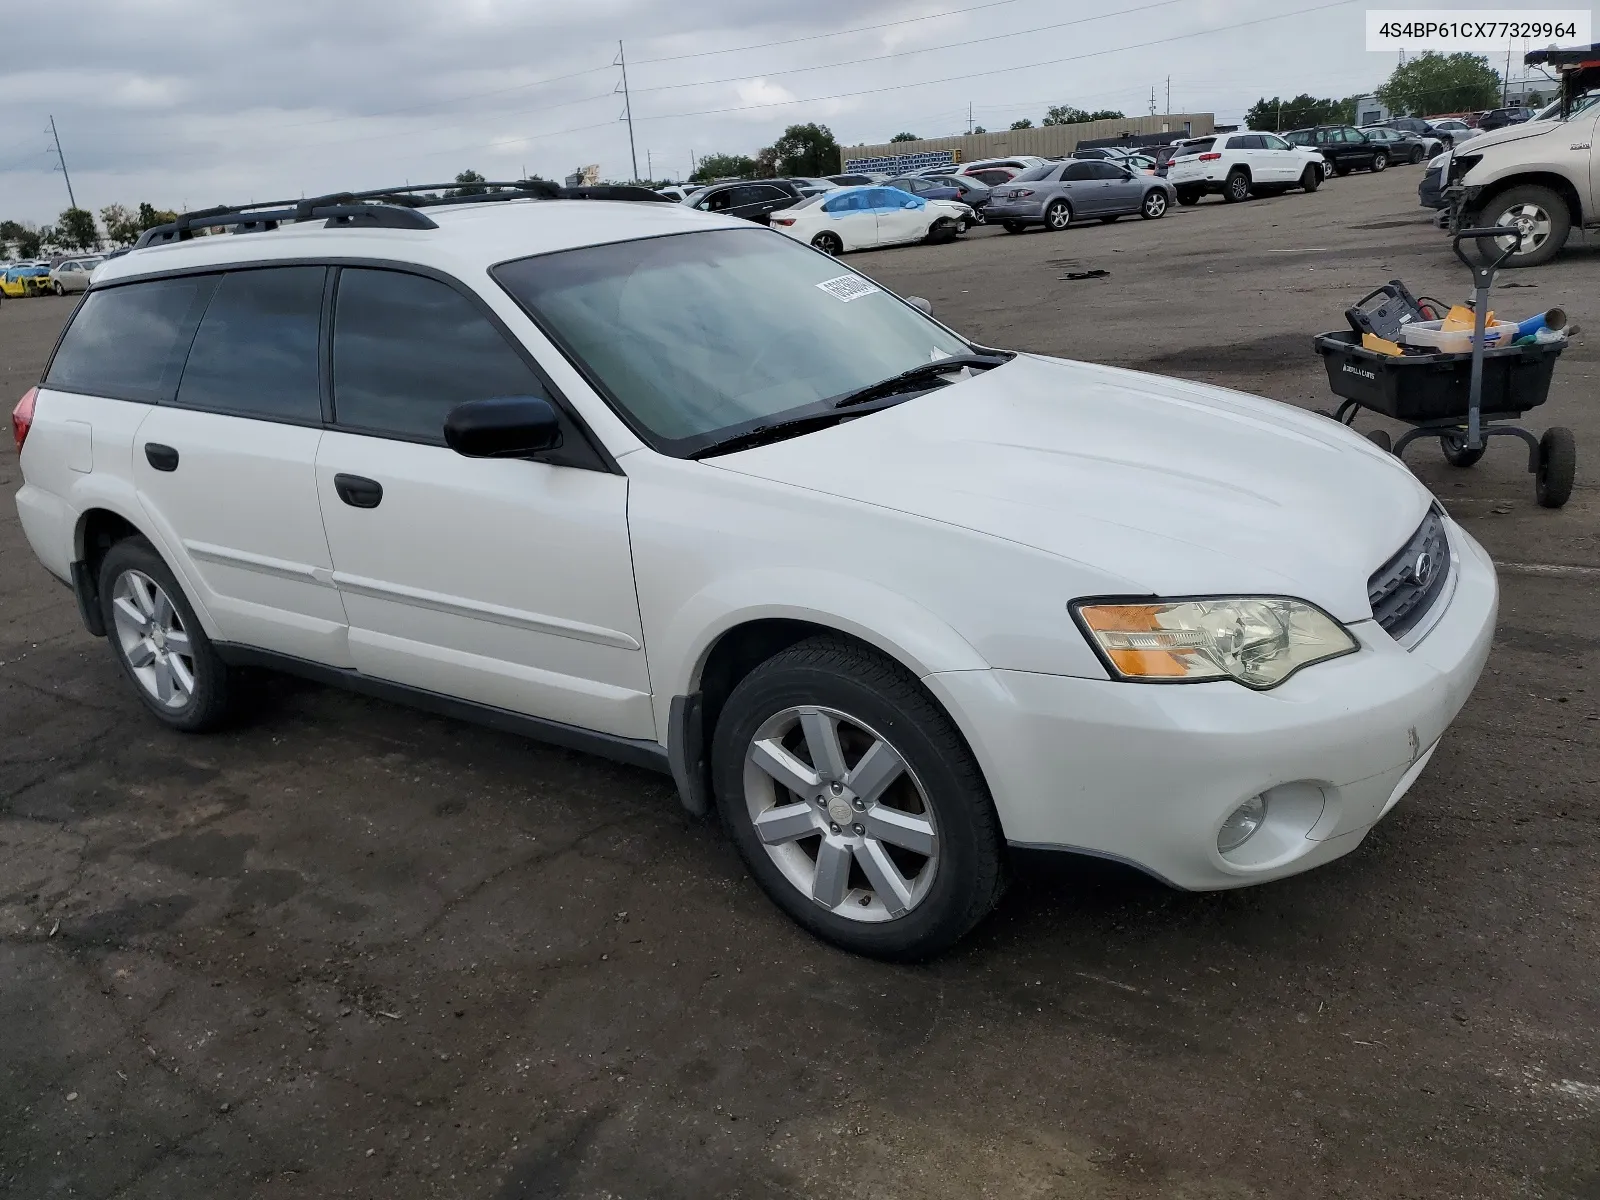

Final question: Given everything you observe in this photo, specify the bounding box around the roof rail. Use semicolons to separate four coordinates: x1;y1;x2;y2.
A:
132;179;668;249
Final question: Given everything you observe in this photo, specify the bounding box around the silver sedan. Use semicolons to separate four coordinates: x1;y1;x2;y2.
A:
984;159;1177;233
48;257;102;294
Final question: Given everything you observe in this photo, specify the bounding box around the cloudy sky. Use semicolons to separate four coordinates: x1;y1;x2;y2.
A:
1;0;1538;224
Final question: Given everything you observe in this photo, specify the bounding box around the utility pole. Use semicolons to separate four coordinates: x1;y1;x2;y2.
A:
1148;86;1156;116
615;40;639;183
967;102;973;134
1504;43;1512;105
1165;75;1171;114
646;148;652;181
47;115;77;210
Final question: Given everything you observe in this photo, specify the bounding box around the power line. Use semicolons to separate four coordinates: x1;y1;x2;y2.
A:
631;0;1194;96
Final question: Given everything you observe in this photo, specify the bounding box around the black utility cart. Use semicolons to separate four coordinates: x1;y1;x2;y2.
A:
1313;227;1577;508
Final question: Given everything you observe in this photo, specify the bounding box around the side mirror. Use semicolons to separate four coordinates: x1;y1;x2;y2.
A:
907;296;933;315
444;396;562;458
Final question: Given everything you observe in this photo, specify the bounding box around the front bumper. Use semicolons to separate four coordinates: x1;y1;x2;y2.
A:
927;520;1497;890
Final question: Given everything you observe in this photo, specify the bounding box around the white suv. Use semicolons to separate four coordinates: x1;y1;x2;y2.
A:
1167;131;1326;204
12;183;1496;959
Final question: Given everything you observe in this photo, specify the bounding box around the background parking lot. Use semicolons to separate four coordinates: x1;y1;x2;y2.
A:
3;168;1597;1198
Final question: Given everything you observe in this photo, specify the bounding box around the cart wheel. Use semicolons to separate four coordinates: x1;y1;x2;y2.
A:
1441;435;1486;468
1366;429;1392;453
1535;427;1576;508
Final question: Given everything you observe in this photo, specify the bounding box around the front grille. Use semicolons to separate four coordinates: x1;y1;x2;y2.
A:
1367;507;1452;642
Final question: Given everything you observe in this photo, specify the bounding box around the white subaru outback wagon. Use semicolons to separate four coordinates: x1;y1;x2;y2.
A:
11;183;1497;959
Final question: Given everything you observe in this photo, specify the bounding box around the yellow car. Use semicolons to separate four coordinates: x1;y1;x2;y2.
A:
0;263;54;298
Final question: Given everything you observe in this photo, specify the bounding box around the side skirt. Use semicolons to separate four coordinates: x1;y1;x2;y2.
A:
213;643;671;776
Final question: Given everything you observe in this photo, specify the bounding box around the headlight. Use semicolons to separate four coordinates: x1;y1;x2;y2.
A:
1072;597;1357;689
1428;151;1450;170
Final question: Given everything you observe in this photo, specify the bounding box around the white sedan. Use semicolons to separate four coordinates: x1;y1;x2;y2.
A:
771;185;972;254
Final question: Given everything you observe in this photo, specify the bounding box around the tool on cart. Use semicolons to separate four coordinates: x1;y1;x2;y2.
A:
1313;227;1577;509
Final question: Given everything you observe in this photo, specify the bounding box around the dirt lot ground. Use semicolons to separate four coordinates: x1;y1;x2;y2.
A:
2;167;1597;1199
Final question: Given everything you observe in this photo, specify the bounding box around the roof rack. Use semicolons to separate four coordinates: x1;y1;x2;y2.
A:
132;180;671;249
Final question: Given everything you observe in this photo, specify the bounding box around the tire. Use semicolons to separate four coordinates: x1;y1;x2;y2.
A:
1140;190;1168;219
1300;165;1321;193
1176;188;1201;207
1002;220;1027;234
810;232;842;256
710;635;1006;961
1474;184;1572;269
1098;215;1120;224
1334;163;1352;177
1536;427;1576;508
1366;428;1393;453
1409;146;1424;165
1223;169;1251;203
1370;151;1388;172
1044;199;1071;231
98;537;233;732
1440;435;1486;467
52;281;65;296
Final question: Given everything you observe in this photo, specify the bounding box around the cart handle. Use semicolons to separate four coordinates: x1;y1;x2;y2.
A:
1451;225;1524;273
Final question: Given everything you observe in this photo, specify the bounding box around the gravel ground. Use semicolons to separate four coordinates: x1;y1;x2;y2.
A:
2;166;1597;1198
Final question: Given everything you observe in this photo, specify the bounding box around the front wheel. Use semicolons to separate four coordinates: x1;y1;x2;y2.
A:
1475;184;1572;268
1176;188;1202;206
1044;199;1072;231
1300;165;1322;193
53;281;65;296
1409;145;1424;165
98;537;234;732
711;636;1007;961
1536;427;1576;508
1371;151;1388;172
1140;190;1168;219
811;232;842;256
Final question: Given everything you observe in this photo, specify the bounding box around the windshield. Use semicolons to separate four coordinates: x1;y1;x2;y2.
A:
494;229;971;456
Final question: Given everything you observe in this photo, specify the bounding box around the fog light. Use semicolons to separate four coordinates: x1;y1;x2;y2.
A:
1218;795;1267;854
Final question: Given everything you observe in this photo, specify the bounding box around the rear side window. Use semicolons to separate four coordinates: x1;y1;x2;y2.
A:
175;267;326;422
1231;134;1266;150
45;276;214;404
332;268;546;442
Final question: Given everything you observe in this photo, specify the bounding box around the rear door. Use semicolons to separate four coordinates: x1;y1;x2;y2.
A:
1059;161;1102;213
818;190;876;248
729;184;791;224
129;266;350;664
313;266;653;739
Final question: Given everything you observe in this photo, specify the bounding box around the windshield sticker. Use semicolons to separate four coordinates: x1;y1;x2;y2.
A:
816;275;880;303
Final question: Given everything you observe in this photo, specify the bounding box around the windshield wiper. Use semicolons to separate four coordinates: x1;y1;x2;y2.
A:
829;352;1011;410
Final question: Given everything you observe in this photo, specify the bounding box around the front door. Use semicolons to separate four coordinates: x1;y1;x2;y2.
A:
1260;132;1301;181
312;266;654;740
131;266;349;665
1094;161;1145;211
867;187;927;242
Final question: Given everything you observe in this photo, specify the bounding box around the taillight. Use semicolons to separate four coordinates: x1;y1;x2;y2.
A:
772;217;795;226
1198;152;1222;162
12;386;37;453
1015;188;1035;197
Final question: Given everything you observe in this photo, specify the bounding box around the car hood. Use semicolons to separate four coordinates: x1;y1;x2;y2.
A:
1459;119;1560;154
708;354;1433;621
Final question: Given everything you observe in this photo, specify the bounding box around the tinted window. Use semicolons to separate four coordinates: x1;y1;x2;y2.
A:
1262;133;1292;150
730;185;779;206
175;267;325;422
971;170;1011;185
1088;161;1127;179
1012;164;1059;182
45;276;214;404
333;269;545;441
1174;138;1215;156
1231;134;1266;150
1062;162;1098;181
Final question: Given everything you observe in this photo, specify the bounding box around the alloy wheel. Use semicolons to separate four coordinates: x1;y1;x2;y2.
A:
1492;201;1553;257
110;569;195;709
743;705;939;923
1143;191;1167;218
1045;201;1070;230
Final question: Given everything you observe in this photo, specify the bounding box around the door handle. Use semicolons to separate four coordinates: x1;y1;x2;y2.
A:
333;473;383;509
144;443;179;472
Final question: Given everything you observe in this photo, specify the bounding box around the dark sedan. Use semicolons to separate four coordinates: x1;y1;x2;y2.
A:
681;179;805;224
923;174;993;221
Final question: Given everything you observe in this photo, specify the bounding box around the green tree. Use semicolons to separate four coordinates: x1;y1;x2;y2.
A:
769;123;840;176
1009;118;1034;130
100;204;139;246
972;125;987;134
1042;106;1126;126
889;132;919;142
1375;52;1501;116
689;153;758;182
2;220;45;259
754;145;781;178
1525;90;1546;108
447;169;490;197
1246;94;1358;131
137;202;178;230
56;207;98;251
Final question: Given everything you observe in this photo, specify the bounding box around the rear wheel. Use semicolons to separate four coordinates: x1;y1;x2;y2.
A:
1441;435;1486;467
1536;427;1576;508
1300;165;1322;193
98;537;234;732
1223;170;1251;202
1044;199;1072;231
1371;151;1389;172
711;636;1007;961
1176;187;1202;206
1002;220;1027;233
1140;190;1168;219
811;232;842;256
1335;163;1352;177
